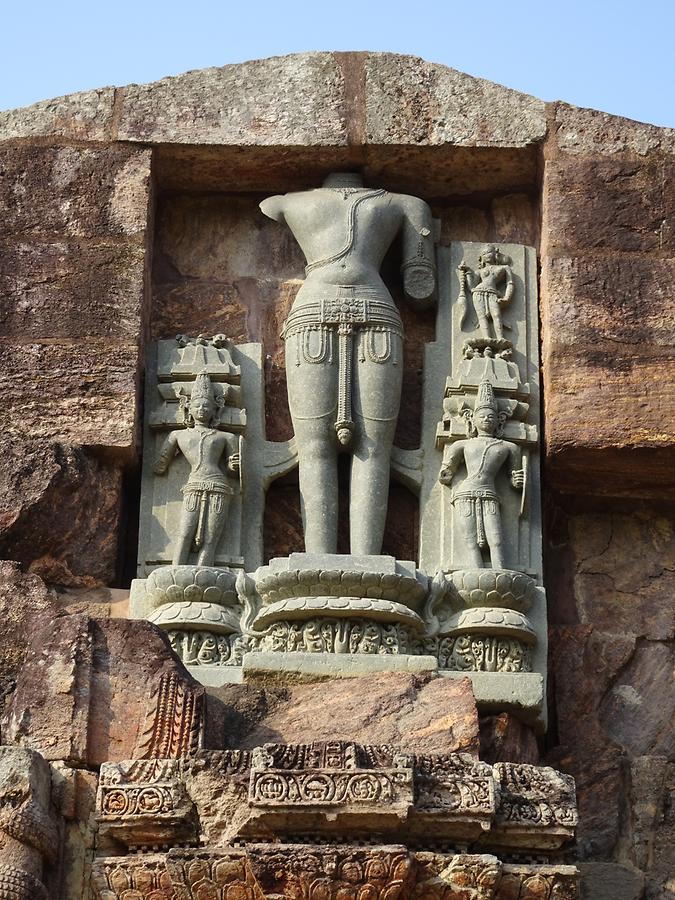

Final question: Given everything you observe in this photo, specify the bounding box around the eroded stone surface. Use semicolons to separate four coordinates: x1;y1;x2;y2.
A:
365;53;547;148
209;672;480;757
0;444;123;587
0;563;58;705
0;88;115;142
554;102;675;157
2;615;203;765
541;100;675;498
118;54;348;146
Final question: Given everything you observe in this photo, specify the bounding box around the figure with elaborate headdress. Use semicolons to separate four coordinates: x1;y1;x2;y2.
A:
153;373;240;566
457;245;514;341
439;381;524;569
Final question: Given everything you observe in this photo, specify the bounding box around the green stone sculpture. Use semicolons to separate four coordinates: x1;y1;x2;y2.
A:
153;373;240;566
260;172;436;555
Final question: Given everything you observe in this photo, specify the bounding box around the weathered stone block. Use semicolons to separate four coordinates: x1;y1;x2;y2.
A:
0;145;150;240
2;616;204;766
0;143;151;478
0;563;58;700
540;253;675;497
553;102;675;157
364;54;547;148
0;443;123;588
599;643;675;757
0;342;140;449
0;239;146;340
578;862;645;900
0;88;115;142
208;672;480;757
568;508;675;640
117;53;348;146
544;155;673;255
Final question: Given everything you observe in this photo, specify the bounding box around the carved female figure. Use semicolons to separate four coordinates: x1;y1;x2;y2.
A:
439;381;524;569
458;245;514;341
154;373;240;566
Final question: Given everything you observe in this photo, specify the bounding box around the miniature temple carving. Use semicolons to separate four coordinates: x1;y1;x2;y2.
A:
260;172;436;555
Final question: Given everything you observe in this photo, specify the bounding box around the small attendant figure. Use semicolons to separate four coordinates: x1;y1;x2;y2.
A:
154;373;240;566
457;244;514;341
439;381;524;569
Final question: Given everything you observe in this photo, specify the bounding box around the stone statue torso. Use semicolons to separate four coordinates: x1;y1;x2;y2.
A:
456;437;513;493
175;427;231;489
472;264;509;294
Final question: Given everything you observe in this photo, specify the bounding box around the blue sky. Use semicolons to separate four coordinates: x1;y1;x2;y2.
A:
2;0;674;128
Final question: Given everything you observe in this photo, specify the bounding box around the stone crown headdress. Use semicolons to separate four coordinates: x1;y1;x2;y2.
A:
191;372;215;403
475;380;498;413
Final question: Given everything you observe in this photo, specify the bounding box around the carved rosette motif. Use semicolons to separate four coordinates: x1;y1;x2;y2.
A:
250;768;410;806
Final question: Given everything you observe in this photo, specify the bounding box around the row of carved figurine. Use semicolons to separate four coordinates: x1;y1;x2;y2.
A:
92;847;579;900
152;372;528;571
167;624;532;672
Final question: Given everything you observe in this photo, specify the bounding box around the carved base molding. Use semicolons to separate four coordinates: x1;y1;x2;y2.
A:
91;847;579;899
95;743;577;851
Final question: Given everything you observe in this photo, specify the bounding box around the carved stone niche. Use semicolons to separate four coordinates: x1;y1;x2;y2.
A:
410;241;548;730
137;335;251;574
131;335;276;685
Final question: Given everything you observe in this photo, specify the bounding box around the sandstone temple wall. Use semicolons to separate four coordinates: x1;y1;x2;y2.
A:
0;53;672;899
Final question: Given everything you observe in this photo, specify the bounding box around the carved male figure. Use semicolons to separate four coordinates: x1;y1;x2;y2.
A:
154;373;240;566
439;381;524;569
458;244;514;341
260;172;435;554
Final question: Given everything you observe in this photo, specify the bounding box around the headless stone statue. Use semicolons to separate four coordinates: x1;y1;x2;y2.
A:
260;172;435;555
439;381;524;569
154;373;240;566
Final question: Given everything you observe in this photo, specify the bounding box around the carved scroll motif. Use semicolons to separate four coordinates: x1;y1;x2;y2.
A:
136;672;203;759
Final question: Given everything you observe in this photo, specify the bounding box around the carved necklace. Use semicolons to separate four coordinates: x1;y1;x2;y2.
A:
474;438;502;476
329;187;366;199
195;426;217;468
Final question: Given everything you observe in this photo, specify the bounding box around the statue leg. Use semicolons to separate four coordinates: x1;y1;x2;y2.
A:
197;495;230;566
488;297;504;340
286;329;339;553
454;499;483;568
472;292;492;339
173;496;200;565
349;330;403;555
483;502;506;569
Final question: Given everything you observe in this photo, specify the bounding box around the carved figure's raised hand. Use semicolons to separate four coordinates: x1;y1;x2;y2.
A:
457;259;469;273
511;468;525;489
439;467;454;486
